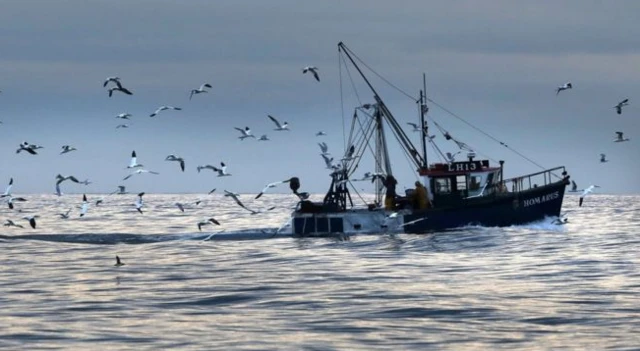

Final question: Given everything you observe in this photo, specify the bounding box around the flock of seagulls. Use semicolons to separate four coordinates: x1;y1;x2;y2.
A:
2;66;326;238
554;81;634;206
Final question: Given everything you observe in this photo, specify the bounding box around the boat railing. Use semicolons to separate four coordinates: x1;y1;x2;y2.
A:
497;166;567;194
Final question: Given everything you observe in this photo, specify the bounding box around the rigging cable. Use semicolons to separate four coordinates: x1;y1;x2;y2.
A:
342;44;553;175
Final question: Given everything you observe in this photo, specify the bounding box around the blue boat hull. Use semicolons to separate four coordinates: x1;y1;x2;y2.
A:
403;182;566;233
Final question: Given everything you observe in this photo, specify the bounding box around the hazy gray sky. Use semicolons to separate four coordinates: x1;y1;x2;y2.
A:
1;0;638;195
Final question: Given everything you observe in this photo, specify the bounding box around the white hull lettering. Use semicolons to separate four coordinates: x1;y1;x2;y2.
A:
523;191;559;208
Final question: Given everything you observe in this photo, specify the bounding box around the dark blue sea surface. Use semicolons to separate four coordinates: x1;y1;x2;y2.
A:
1;194;639;350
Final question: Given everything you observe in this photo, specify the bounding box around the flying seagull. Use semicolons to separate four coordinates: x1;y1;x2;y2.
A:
406;122;421;132
235;126;255;140
1;177;13;198
600;153;608;163
127;150;143;169
116;113;132;120
302;66;320;81
175;202;186;213
197;218;220;231
211;162;231;177
110;185;127;195
58;209;71;219
190;83;212;100
268;115;289;131
4;219;24;228
255;179;290;199
316;131;327;136
123;169;160;181
116;124;129;129
135;192;145;214
258;135;270;141
579;185;600;207
165;154;185;172
103;76;120;87
149;106;182;117
60;145;77;155
108;81;133;97
208;188;217;194
7;195;27;210
22;215;39;229
16;142;39;155
614;131;630;142
318;142;330;156
115;255;125;267
79;194;89;217
56;174;80;185
556;82;572;96
614;99;629;115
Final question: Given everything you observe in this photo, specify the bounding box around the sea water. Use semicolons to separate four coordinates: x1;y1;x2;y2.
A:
1;194;638;350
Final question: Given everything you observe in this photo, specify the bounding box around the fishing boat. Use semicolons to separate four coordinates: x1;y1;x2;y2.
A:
290;42;571;235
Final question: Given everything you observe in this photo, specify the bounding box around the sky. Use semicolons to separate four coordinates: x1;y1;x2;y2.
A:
0;0;639;195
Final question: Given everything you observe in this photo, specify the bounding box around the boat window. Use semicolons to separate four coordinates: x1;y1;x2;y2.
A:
435;178;451;194
456;175;467;191
469;176;481;191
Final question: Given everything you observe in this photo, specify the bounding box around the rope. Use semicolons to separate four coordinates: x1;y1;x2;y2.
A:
338;50;346;151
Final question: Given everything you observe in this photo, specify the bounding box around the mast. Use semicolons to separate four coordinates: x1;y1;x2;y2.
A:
420;73;429;168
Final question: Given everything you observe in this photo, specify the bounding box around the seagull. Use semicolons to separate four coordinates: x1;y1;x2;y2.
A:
58;208;71;219
165;155;185;172
208;188;217;195
116;124;129;129
16;142;39;155
149;106;181;117
268;115;289;131
568;180;580;193
110;185;127;195
600;153;608;163
190;83;212;100
175;202;185;213
123;169;160;181
95;198;104;206
127;150;143;169
406;122;421;132
135;192;144;214
614;99;629;115
258;135;270;141
4;219;24;228
316;131;327;136
60;145;77;155
556;82;572;96
446;151;461;163
224;190;248;209
579;185;600;207
79;179;91;186
79;194;89;217
108;81;133;97
318;142;330;155
56;174;80;185
614;131;630;142
302;66;320;81
197;218;220;231
22;215;39;229
116;113;132;120
103;76;121;87
342;144;357;161
235;126;255;140
114;255;125;267
1;177;13;198
551;217;569;225
210;162;231;177
321;154;335;170
255;180;289;199
55;183;63;196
